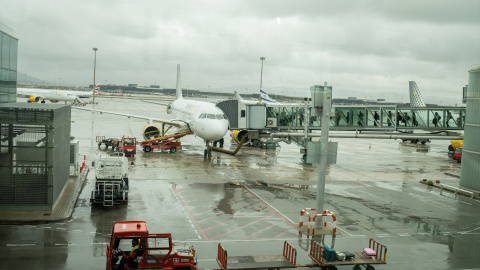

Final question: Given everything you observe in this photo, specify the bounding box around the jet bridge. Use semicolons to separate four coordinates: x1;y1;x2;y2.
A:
217;99;466;131
217;99;465;162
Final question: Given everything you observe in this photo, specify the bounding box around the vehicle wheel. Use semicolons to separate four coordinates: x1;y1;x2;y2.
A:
366;265;375;270
145;146;152;152
448;145;454;152
170;147;177;153
352;266;361;270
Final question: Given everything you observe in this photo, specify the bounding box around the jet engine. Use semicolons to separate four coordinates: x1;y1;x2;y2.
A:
231;129;250;144
28;96;40;102
142;124;162;140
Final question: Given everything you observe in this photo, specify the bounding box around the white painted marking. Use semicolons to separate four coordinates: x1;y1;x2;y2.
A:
7;244;35;247
349;235;367;238
72;230;83;233
377;234;390;237
56;228;66;231
457;200;472;205
399;233;411;236
336;227;352;236
244;186;294;224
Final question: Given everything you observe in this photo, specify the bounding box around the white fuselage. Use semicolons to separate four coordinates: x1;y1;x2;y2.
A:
17;88;77;102
169;98;229;141
16;88;98;103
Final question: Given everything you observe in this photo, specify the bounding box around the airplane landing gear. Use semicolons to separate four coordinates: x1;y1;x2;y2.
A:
204;141;212;159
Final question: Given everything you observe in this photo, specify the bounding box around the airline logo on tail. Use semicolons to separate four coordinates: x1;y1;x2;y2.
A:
260;89;276;103
94;84;101;95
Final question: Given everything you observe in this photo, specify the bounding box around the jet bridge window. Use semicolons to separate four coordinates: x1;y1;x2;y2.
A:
241;110;246;117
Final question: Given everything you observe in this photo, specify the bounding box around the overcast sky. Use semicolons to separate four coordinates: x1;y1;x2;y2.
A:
1;0;479;105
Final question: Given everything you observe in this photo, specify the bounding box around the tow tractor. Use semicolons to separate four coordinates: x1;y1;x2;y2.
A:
117;136;137;156
106;221;197;270
453;147;462;163
140;131;193;153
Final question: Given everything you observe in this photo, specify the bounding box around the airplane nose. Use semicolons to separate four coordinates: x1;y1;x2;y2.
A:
196;119;228;141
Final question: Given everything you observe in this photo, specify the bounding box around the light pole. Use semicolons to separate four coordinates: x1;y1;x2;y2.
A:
93;47;98;104
259;57;265;102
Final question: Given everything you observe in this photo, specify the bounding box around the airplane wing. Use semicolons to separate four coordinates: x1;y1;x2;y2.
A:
72;107;183;127
141;100;170;106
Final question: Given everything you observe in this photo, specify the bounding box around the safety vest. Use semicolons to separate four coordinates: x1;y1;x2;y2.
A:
131;244;139;262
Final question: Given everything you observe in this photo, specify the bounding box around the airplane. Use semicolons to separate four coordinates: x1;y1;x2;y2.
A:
74;65;229;158
16;86;100;105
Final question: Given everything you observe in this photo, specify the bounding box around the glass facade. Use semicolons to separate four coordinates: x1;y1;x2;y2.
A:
0;27;18;103
265;105;466;130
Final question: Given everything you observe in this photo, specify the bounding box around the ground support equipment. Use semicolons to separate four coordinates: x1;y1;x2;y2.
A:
309;238;387;270
140;132;192;153
216;241;297;270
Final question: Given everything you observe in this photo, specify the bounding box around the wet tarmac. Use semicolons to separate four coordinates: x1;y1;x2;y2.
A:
0;97;479;270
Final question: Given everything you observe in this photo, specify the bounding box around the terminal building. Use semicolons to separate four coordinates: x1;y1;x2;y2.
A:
0;23;72;211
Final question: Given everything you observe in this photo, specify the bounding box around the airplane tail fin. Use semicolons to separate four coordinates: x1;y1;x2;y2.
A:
409;81;426;107
260;89;276;103
176;64;182;100
234;91;243;100
94;84;101;95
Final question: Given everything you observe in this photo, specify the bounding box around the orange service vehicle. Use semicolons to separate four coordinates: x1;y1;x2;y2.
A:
117;136;137;156
106;221;197;270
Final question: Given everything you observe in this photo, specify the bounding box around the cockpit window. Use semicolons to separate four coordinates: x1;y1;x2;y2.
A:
199;113;206;119
216;114;224;119
207;114;216;119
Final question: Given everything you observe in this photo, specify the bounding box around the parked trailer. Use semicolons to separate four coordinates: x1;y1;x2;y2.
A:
97;136;119;150
90;154;129;206
309;238;387;270
217;241;297;270
141;131;193;153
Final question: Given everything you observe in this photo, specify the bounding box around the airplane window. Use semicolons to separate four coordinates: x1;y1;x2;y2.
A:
207;114;216;119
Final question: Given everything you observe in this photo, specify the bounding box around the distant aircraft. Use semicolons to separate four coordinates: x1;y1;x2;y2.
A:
74;65;229;158
16;87;100;105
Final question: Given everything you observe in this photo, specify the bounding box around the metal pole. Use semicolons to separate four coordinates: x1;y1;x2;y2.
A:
315;82;332;229
260;57;265;103
93;47;98;105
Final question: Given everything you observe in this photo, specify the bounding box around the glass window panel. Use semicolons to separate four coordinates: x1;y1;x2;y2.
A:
1;34;10;69
0;32;3;68
10;38;17;71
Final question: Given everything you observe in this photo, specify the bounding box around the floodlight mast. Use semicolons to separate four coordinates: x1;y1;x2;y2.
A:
93;47;98;105
259;57;265;103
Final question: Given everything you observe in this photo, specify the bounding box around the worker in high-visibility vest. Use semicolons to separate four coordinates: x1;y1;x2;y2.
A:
118;238;140;270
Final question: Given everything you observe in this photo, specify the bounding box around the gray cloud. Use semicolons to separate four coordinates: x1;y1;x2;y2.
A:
1;0;478;105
